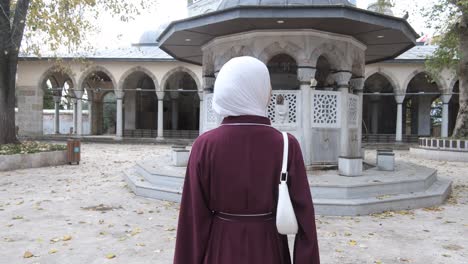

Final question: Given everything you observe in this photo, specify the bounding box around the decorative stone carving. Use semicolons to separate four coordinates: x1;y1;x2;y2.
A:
267;91;298;125
205;93;220;124
203;76;216;91
332;72;352;87
297;68;316;84
115;90;124;100
311;91;341;128
348;95;359;128
350;77;365;92
275;95;289;124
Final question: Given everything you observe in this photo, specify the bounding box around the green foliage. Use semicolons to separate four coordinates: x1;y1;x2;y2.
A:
103;92;116;134
6;0;153;56
424;0;468;75
0;141;66;155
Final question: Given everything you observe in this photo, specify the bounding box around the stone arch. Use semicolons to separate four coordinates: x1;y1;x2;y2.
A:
402;69;445;93
118;66;159;91
203;51;215;76
351;51;365;78
161;66;201;92
309;43;346;71
365;69;401;93
258;41;303;65
38;65;76;94
214;45;255;72
77;65;118;91
449;77;459;94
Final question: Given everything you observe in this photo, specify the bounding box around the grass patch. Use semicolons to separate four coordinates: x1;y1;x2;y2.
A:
0;141;67;155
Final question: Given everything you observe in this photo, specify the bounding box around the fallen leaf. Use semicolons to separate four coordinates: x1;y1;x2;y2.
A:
62;235;72;241
442;244;463;251
12;216;23;220
106;253;116;259
50;237;60;243
344;232;352;237
423;206;444;212
131;227;141;236
23;251;34;258
348;240;357;246
49;249;58;254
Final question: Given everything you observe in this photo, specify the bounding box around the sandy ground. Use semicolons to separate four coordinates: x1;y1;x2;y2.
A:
0;143;467;264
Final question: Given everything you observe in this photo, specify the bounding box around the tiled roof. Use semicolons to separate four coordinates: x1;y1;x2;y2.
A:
19;45;175;61
392;44;437;61
19;43;437;63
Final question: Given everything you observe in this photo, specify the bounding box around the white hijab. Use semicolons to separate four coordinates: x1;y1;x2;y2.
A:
213;56;271;117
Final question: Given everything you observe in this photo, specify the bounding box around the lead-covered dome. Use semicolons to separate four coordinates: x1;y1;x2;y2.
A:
218;0;355;10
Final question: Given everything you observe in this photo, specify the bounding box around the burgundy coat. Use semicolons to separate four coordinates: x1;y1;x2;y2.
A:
174;115;320;264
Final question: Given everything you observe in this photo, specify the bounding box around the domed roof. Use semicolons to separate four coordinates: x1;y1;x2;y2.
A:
138;23;169;44
218;0;355;10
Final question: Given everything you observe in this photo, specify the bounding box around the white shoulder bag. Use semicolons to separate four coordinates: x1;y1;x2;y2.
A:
276;132;298;235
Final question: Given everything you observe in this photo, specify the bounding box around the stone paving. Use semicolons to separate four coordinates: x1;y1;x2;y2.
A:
0;143;467;264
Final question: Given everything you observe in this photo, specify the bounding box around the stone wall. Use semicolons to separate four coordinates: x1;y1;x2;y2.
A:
15;109;90;135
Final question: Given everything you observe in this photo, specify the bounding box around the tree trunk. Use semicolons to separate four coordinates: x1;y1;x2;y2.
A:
0;0;31;144
453;13;468;138
0;64;18;144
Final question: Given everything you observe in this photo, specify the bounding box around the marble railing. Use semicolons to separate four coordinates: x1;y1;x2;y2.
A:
419;137;468;152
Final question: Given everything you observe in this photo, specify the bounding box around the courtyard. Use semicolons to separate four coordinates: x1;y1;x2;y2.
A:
0;143;466;264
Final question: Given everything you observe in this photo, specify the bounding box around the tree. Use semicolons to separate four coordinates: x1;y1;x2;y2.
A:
425;0;468;138
0;0;150;144
367;0;395;14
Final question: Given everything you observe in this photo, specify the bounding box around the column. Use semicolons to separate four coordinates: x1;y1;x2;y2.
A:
395;94;405;142
198;91;204;133
441;94;452;138
350;77;365;156
74;90;84;136
53;96;61;134
87;92;94;135
170;92;179;130
297;67;316;166
72;98;77;134
156;91;165;140
115;90;125;139
334;72;362;176
332;72;353;157
371;101;379;134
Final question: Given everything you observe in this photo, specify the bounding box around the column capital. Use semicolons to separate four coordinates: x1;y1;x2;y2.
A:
297;67;317;85
332;72;352;88
169;91;180;100
115;90;124;100
440;94;452;104
53;95;61;103
394;94;405;104
198;91;204;101
74;89;84;99
203;76;216;91
156;91;165;100
350;77;365;92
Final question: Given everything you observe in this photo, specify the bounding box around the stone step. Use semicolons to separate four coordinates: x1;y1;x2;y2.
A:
310;170;438;199
123;168;182;203
135;164;185;190
313;178;452;216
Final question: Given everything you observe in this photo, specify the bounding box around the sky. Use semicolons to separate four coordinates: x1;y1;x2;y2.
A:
89;0;439;49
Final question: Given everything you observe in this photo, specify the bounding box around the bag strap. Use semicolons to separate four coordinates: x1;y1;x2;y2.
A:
281;132;289;183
